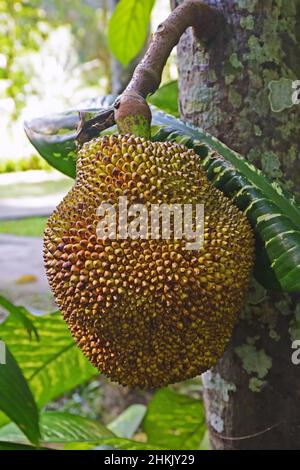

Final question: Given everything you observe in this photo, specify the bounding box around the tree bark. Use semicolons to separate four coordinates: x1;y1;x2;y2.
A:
173;0;300;450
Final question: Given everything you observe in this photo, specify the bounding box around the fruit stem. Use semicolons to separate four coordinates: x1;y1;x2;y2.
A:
77;1;222;143
125;0;221;98
114;91;152;139
115;0;221;139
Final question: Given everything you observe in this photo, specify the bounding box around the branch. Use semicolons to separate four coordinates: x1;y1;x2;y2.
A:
76;0;222;144
125;0;222;97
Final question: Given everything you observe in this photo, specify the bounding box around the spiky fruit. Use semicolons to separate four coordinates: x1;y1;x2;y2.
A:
44;134;254;388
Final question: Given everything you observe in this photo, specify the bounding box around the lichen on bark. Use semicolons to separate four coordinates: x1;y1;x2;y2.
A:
173;0;300;450
175;0;300;193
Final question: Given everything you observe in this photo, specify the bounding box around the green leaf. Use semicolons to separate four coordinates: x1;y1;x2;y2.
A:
148;81;179;117
0;441;44;450
144;388;206;450
0;309;97;427
24;96;115;178
0;347;40;445
96;437;165;450
24;112;77;178
0;295;39;340
63;406;147;450
0;411;161;450
108;404;146;438
66;438;165;451
0;411;114;445
151;111;300;292
108;0;154;66
52;406;148;450
199;431;211;450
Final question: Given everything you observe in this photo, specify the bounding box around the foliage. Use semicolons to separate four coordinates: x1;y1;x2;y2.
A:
42;0;111;88
0;0;110;118
0;411;114;444
0;346;40;445
144;388;206;450
108;0;155;67
44;0;109;64
24;95;115;178
0;0;48;115
0;217;47;237
3;0;300;450
0;296;39;340
108;404;146;438
0;306;97;423
0;299;207;450
0;155;51;174
148;81;179;116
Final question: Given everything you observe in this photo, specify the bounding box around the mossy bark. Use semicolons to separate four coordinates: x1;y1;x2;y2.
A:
173;0;300;449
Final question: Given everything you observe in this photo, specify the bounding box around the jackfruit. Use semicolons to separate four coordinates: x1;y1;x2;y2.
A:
44;134;254;388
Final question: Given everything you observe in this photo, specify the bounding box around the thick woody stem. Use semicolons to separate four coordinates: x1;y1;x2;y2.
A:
114;90;152;139
125;0;221;98
76;0;222;143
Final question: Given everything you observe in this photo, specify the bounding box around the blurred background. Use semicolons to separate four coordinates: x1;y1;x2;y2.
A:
0;0;176;170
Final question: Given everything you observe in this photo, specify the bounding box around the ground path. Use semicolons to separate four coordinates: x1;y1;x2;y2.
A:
0;170;72;314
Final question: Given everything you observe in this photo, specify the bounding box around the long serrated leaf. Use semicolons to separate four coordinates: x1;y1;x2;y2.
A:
0;347;40;445
108;0;154;67
152;111;300;225
151;111;300;292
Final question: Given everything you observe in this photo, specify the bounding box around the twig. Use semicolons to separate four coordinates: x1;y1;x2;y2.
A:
76;107;115;146
125;0;222;97
76;0;222;144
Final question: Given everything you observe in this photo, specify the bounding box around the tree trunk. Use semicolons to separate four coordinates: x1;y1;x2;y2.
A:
172;0;300;450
